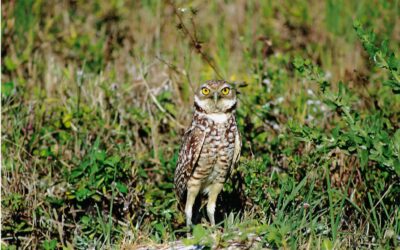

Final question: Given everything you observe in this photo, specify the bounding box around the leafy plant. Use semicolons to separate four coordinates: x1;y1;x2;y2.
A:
66;138;130;203
2;1;399;249
354;21;400;94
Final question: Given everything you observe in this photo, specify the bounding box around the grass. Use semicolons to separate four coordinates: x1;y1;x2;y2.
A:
2;0;400;249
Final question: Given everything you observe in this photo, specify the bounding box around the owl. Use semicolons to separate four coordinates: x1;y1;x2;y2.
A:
174;80;241;227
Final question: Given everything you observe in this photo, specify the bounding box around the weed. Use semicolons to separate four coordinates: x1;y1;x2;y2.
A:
2;1;399;249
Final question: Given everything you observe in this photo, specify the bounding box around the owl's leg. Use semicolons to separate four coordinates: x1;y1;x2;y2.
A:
206;183;224;226
185;184;200;228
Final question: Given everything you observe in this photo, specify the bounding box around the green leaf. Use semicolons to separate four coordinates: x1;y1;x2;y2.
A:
292;57;304;70
393;130;400;151
104;155;121;166
4;57;18;71
192;224;207;241
92;193;102;202
322;238;333;250
394;160;400;176
94;150;106;162
75;187;91;201
1;82;14;97
360;149;368;169
383;79;400;94
80;215;91;225
42;239;57;250
116;182;128;194
154;223;165;235
45;196;64;206
62;113;73;128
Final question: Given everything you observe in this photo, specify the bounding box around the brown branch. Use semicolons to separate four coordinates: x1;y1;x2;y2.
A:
167;0;224;80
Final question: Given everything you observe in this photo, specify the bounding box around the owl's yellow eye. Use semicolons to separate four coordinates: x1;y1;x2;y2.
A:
201;87;210;95
221;87;230;95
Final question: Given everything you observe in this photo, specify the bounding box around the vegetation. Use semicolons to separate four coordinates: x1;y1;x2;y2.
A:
2;0;399;249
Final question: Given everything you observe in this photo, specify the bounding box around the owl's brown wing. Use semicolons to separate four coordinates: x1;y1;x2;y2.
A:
226;120;242;182
174;124;206;210
232;128;241;166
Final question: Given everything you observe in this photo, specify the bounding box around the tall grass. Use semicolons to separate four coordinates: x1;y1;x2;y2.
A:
2;0;400;249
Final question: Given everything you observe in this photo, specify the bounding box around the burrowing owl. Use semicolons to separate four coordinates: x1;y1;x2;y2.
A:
174;80;241;227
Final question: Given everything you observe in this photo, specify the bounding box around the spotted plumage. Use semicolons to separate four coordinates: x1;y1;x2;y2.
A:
174;80;241;227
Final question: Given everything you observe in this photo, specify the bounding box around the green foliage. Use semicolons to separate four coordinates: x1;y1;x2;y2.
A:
354;21;400;94
42;239;58;250
183;224;213;247
1;82;14;97
2;0;399;249
293;56;400;178
66;138;129;202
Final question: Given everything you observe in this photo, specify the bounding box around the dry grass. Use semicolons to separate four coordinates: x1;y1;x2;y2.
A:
2;0;400;249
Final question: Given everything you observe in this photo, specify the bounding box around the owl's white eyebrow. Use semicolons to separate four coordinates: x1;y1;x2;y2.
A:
220;85;231;90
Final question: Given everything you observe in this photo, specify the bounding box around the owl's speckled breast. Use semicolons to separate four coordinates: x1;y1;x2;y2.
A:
189;114;237;192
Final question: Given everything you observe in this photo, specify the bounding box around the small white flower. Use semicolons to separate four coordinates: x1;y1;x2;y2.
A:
111;83;118;91
263;78;271;86
77;69;84;78
262;103;270;109
307;89;314;96
272;123;280;130
325;71;332;80
306;100;314;105
276;96;284;103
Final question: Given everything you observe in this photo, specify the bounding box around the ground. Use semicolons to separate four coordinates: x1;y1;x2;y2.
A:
1;1;400;249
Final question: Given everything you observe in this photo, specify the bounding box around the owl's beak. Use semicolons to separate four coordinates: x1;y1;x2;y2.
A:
213;92;219;104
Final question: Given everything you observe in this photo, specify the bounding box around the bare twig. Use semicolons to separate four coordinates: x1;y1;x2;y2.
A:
167;0;224;80
155;55;195;92
147;102;160;162
139;64;186;129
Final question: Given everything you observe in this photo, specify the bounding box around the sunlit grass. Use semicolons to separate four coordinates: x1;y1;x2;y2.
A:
2;0;400;249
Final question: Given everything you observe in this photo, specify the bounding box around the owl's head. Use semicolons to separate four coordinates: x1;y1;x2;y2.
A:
194;80;237;113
